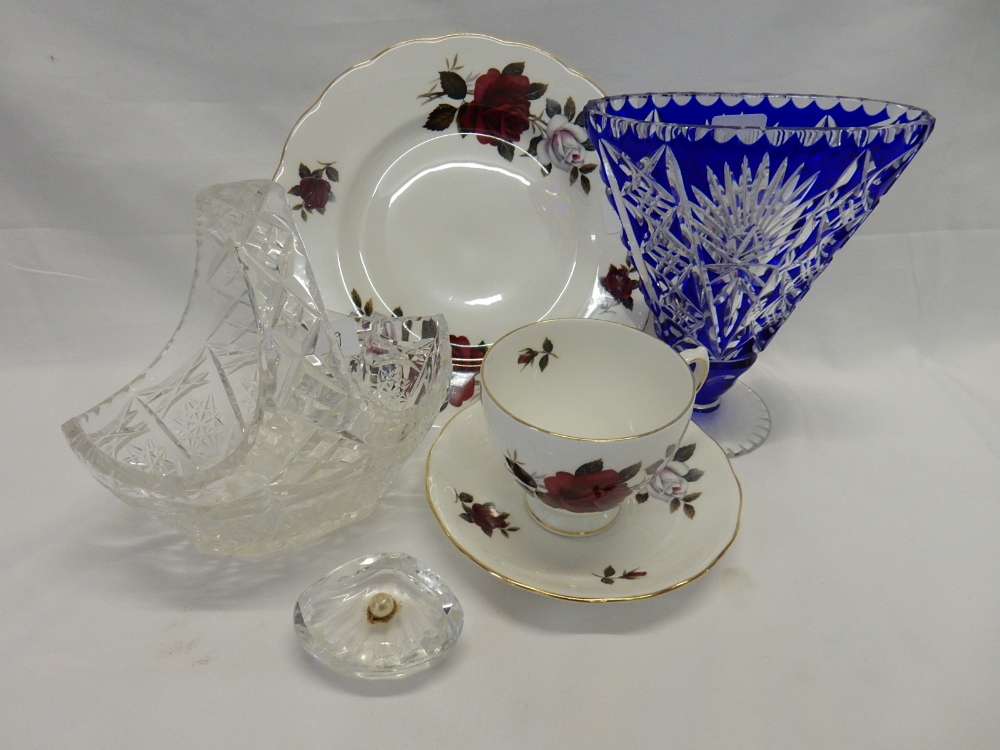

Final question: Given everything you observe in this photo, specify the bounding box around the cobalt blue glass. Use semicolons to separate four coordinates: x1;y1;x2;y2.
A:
584;93;934;453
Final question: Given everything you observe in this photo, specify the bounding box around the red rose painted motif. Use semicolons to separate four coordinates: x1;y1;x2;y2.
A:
299;177;331;211
456;491;519;538
601;263;640;310
457;67;532;145
418;56;597;191
540;468;632;513
288;161;339;221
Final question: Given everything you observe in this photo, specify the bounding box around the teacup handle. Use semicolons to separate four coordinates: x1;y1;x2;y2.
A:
679;346;710;393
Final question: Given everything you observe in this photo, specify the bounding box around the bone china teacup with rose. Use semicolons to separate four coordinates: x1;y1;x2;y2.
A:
479;318;709;535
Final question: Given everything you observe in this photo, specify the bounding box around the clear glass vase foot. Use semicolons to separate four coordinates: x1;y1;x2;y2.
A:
691;381;770;458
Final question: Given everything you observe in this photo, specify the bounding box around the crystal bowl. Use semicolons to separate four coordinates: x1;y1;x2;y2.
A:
62;181;451;554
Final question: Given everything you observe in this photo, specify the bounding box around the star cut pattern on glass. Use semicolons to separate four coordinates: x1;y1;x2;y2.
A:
63;181;450;554
588;93;934;364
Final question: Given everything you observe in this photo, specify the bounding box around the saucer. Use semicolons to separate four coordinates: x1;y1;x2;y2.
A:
274;34;647;357
425;402;742;602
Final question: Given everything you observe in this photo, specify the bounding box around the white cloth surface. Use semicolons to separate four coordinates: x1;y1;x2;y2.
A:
2;1;998;747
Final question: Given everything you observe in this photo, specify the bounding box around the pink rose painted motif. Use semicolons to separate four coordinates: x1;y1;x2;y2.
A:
536;114;589;171
635;442;704;519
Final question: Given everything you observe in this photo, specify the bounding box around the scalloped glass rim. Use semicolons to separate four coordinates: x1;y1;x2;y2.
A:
584;92;935;144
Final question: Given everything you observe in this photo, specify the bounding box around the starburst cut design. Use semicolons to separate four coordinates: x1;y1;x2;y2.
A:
122;441;176;475
62;181;451;554
615;143;886;360
172;395;226;456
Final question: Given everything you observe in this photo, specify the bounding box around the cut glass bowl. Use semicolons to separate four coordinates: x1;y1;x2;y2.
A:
62;181;451;554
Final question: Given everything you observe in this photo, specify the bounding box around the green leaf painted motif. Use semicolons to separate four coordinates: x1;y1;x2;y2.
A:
425;103;458;131
525;82;548;100
438;70;468;100
497;141;515;162
674;443;697;463
618;461;642;483
575;459;604;477
506;455;537;490
501;61;525;76
563;96;576;122
527;134;543;157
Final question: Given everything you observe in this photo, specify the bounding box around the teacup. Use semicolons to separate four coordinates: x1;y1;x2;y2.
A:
479;318;709;535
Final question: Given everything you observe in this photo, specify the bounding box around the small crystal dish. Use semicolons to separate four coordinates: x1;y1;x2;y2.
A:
294;553;464;679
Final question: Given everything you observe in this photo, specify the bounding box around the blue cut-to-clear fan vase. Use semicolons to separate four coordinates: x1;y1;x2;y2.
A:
584;93;934;455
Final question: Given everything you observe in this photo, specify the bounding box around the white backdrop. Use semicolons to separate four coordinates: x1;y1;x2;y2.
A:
2;1;998;747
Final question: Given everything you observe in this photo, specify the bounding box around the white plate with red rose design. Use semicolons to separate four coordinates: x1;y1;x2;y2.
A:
425;402;742;602
274;34;648;406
